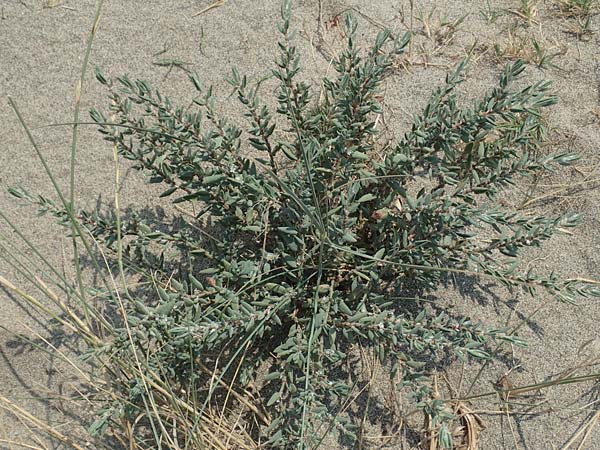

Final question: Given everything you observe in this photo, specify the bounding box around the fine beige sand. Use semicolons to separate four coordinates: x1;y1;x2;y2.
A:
1;0;599;448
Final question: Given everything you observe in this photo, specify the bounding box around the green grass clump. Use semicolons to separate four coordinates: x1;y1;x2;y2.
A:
4;1;600;448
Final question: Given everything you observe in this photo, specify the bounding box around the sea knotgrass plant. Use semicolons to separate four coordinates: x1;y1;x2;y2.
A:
5;1;600;448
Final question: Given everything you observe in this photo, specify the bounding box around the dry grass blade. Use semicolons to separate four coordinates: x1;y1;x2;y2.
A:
519;176;600;209
556;0;597;18
561;407;600;449
196;360;271;426
0;439;46;450
450;400;485;450
507;0;541;25
0;395;88;450
427;374;485;450
192;0;225;17
559;354;600;450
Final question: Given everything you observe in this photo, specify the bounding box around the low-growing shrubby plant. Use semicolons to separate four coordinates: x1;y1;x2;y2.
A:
6;1;600;448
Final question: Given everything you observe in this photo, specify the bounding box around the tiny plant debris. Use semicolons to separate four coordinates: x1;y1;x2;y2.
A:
8;0;600;448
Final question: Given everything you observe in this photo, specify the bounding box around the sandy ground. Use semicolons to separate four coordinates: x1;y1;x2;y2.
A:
0;0;599;448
